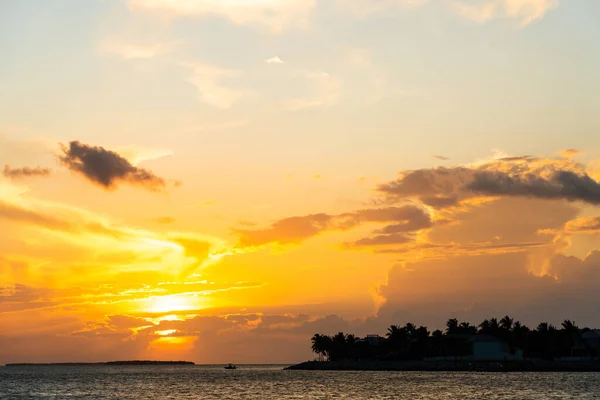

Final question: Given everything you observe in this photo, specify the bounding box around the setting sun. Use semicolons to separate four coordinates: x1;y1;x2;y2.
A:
146;295;199;313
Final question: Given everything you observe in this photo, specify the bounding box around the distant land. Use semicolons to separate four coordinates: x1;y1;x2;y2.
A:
4;361;195;367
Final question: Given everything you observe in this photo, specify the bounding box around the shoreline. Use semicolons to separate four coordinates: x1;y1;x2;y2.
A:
285;360;600;372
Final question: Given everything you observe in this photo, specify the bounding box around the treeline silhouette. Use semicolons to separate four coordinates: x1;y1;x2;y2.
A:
311;317;597;362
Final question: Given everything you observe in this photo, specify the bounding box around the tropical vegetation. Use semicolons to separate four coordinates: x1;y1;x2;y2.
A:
310;317;597;362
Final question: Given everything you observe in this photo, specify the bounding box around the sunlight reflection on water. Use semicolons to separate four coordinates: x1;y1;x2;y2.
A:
2;365;600;399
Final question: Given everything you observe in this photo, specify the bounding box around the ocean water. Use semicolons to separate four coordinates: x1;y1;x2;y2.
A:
1;365;600;399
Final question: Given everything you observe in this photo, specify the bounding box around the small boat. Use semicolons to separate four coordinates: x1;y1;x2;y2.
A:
224;363;236;370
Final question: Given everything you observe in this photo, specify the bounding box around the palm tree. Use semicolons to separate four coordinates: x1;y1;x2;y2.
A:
500;316;514;331
416;326;430;340
311;334;323;361
311;334;330;361
562;320;578;332
446;318;459;335
387;325;403;339
489;318;500;332
458;322;477;334
404;323;417;339
561;320;580;357
479;319;491;333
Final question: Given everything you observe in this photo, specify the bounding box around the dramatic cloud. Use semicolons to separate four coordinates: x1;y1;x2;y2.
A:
234;205;432;247
59;141;166;191
374;248;600;333
3;165;51;179
379;158;600;207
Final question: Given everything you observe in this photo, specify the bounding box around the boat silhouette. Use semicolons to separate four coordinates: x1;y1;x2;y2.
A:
224;363;236;370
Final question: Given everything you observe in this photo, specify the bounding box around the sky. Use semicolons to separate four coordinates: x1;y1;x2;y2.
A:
1;0;600;364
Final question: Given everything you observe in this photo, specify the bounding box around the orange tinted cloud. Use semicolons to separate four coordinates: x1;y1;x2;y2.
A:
234;205;431;247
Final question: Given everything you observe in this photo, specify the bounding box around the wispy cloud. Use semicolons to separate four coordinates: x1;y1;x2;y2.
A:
182;62;247;109
285;71;341;111
100;41;174;59
449;0;559;26
183;120;249;133
126;0;317;32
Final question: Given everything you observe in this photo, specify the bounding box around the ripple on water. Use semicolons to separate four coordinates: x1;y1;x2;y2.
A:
1;366;600;400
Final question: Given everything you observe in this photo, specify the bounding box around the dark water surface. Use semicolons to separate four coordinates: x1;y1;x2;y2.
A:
1;365;599;399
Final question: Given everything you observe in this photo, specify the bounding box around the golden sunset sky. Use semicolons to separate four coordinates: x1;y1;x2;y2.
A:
2;0;600;364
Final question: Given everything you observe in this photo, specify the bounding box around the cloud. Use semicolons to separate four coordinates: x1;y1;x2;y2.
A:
182;62;246;109
125;0;559;33
564;216;600;234
450;0;559;26
432;155;449;161
378;157;600;207
0;201;74;232
3;165;51;179
234;205;431;247
59;141;167;191
561;148;581;158
126;0;316;32
183;120;249;133
350;233;414;247
285;71;341;111
100;41;173;59
265;56;285;64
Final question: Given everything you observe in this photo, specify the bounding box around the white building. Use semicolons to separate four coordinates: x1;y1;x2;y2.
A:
582;330;600;351
471;335;523;361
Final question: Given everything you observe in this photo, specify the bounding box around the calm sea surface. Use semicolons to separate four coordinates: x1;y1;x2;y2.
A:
1;365;600;399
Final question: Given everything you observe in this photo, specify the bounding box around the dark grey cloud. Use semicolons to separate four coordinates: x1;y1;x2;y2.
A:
378;165;600;207
432;155;449;161
469;169;600;203
59;141;166;191
3;165;51;179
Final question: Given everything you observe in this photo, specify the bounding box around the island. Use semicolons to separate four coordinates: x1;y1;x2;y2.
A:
5;360;195;367
286;316;600;372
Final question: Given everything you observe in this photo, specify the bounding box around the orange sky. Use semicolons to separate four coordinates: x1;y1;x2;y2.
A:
3;0;600;364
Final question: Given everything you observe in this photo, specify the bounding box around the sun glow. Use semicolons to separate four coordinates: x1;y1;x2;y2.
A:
146;294;197;313
155;329;178;336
